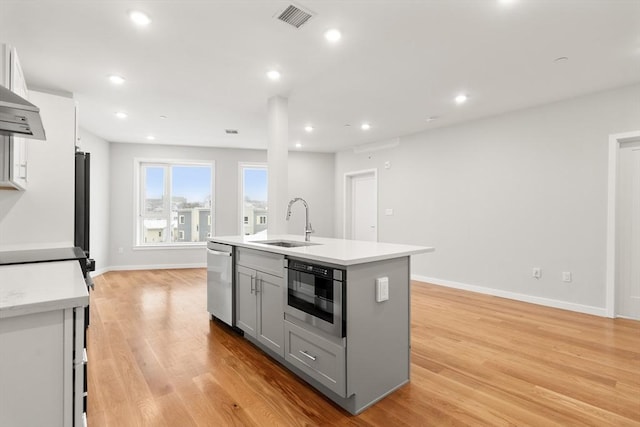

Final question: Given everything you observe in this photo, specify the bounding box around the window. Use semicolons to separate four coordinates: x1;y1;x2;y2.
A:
240;164;267;236
137;161;213;246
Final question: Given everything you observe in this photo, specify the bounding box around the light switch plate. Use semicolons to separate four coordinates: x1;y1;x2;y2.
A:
376;277;389;302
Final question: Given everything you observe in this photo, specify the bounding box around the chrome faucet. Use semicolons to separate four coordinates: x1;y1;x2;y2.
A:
286;197;314;241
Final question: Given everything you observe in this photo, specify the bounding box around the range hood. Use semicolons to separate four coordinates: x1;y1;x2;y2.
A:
0;84;46;140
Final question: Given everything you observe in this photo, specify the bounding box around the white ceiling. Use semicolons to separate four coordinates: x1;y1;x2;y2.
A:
1;0;638;153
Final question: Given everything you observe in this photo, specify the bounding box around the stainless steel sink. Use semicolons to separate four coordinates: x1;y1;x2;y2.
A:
255;240;321;248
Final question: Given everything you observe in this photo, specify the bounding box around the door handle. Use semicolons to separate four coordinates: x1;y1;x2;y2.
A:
207;249;231;256
19;163;27;180
299;350;317;361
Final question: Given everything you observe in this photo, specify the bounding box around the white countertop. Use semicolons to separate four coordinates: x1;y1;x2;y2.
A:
209;234;434;266
0;260;89;319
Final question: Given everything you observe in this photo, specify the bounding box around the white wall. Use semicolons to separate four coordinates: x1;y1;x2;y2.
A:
335;83;640;314
0;91;75;250
287;151;335;238
109;143;334;270
78;128;110;274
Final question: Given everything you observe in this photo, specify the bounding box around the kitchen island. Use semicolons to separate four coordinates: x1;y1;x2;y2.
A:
208;234;433;414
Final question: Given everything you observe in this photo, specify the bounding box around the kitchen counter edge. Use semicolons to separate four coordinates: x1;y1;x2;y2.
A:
0;260;89;319
209;235;434;266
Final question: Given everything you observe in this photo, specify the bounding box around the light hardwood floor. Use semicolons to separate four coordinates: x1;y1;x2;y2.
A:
87;269;640;426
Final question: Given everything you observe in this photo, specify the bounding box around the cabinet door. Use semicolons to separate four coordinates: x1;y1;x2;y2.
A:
9;48;28;189
284;320;346;397
235;265;257;337
0;310;66;426
257;271;284;356
236;247;284;277
0;45;28;190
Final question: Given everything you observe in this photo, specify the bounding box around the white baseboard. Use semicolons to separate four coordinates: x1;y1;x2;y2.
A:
412;274;607;317
90;267;110;277
91;263;206;276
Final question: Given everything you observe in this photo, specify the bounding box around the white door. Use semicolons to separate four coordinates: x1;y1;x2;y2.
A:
616;142;640;319
348;172;377;241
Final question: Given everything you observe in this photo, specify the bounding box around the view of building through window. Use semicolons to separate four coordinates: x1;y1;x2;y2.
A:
241;165;268;236
140;162;212;245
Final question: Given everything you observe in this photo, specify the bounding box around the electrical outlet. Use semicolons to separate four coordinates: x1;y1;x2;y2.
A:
562;272;572;282
532;267;541;279
376;277;389;302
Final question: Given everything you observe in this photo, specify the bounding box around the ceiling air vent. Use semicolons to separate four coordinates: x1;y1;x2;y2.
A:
276;4;314;29
225;129;238;135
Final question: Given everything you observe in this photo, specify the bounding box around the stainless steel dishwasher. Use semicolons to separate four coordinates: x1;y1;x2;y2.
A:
206;242;234;326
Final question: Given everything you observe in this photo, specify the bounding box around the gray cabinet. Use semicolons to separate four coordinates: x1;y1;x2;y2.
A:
236;264;257;336
284;320;346;397
236;248;285;357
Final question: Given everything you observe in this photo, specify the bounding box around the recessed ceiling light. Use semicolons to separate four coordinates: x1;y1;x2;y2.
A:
361;123;371;131
455;94;468;104
146;135;155;140
295;142;302;148
159;115;167;119
115;111;128;119
266;70;281;80
304;125;313;132
554;56;569;63
129;10;151;26
498;0;517;4
109;75;125;85
324;29;342;43
426;116;439;122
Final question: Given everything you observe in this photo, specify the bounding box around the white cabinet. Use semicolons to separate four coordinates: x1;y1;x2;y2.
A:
0;43;30;190
235;248;285;356
0;261;89;427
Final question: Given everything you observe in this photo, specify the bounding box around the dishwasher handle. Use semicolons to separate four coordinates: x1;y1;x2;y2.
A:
207;248;232;256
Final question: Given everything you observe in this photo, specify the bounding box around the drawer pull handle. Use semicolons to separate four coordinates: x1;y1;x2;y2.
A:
299;350;316;361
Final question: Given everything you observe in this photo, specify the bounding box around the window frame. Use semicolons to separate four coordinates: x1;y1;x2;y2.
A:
238;162;268;236
134;158;215;249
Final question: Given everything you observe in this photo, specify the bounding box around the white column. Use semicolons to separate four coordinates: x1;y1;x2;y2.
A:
267;96;288;235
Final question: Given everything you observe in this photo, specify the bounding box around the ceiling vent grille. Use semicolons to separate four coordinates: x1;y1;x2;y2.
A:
276;4;314;28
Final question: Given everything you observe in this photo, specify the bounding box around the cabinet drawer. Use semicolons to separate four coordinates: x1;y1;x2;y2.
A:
236;247;284;277
284;320;346;397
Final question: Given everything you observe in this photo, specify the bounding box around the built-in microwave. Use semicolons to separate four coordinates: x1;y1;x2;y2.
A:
285;258;346;338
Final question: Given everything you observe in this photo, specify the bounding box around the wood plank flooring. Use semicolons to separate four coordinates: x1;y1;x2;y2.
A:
87;269;640;426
